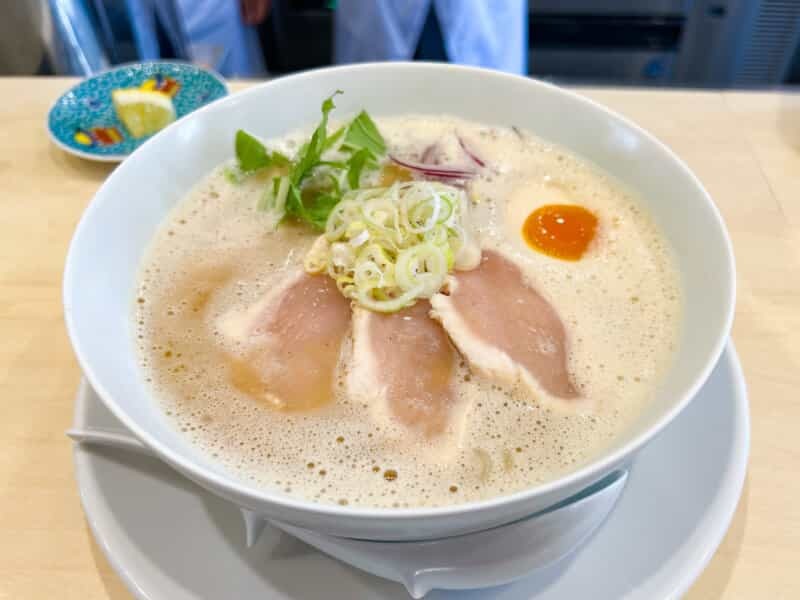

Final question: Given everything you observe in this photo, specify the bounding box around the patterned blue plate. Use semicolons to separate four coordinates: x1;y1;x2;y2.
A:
48;61;228;162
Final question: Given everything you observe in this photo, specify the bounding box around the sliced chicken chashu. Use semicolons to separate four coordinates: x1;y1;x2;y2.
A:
349;300;462;437
219;271;352;411
430;249;579;402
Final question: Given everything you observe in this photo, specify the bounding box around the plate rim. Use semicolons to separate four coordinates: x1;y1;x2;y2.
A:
666;342;749;598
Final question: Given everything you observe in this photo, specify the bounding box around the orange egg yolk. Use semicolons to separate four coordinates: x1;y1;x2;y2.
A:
522;204;598;261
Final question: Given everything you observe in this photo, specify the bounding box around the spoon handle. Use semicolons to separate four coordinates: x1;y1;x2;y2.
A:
66;428;153;455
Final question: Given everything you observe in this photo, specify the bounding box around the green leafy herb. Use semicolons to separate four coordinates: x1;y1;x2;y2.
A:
290;90;342;185
284;184;339;230
235;130;290;173
305;193;341;230
327;172;342;197
222;165;243;184
257;176;280;211
257;175;290;215
347;148;371;189
272;152;290;168
318;160;348;169
242;91;387;231
322;124;346;152
279;91;347;230
342;110;386;158
284;183;305;218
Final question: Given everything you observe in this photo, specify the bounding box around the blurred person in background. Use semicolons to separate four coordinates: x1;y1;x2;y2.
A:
242;0;528;75
173;0;266;76
32;0;524;77
335;0;527;74
38;0;266;77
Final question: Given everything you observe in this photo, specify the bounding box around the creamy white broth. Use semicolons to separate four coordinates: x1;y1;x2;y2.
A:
134;115;681;508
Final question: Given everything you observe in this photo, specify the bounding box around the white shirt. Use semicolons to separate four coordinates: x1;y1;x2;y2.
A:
334;0;527;75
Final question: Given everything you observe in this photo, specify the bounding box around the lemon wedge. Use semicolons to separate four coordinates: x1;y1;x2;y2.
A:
111;89;176;138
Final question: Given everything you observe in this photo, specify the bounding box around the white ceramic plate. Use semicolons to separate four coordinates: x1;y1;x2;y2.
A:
48;61;227;162
72;344;748;599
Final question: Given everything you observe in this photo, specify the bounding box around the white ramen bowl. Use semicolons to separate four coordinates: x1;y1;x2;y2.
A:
64;62;735;541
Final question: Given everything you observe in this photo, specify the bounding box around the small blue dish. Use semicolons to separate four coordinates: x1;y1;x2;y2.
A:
48;61;228;162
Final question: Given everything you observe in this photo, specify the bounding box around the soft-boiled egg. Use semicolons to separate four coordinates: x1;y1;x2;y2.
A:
505;179;597;261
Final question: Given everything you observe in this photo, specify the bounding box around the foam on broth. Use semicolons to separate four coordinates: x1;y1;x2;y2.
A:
134;115;681;508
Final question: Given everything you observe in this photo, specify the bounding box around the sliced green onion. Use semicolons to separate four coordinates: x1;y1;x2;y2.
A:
357;284;424;313
304;235;330;273
395;242;448;296
325;200;360;241
349;228;370;248
306;180;478;312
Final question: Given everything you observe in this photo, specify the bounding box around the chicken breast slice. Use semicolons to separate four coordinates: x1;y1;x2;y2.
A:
430;249;579;403
218;271;352;411
348;300;463;438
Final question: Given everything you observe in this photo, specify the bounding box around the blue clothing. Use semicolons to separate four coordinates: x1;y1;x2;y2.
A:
334;0;528;75
127;0;265;76
176;0;265;76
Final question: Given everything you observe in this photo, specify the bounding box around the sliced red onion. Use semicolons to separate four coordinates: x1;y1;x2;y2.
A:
420;143;442;164
457;135;487;168
390;154;475;180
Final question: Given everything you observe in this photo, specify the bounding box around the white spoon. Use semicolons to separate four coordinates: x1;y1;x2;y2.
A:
66;427;150;454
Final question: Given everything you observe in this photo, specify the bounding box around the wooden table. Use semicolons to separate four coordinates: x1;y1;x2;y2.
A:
1;78;798;599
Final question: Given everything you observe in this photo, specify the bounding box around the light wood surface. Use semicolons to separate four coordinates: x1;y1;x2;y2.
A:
1;77;797;599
